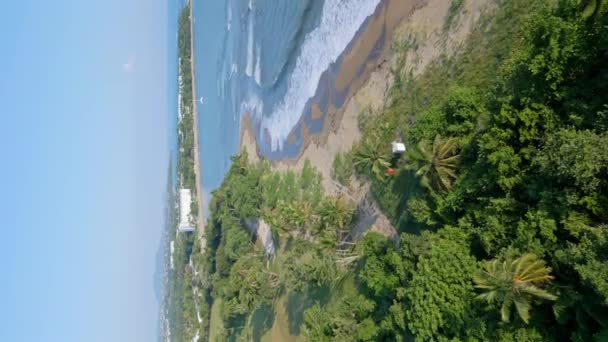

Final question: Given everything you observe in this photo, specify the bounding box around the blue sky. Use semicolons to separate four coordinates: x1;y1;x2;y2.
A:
0;1;173;340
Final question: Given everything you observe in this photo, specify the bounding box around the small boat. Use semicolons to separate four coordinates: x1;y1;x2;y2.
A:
199;96;205;105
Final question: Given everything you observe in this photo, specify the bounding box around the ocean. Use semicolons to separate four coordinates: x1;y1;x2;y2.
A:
192;0;381;200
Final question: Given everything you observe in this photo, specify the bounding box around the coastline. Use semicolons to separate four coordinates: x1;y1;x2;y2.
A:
245;0;421;161
240;0;420;177
240;0;488;238
241;0;488;181
189;0;205;243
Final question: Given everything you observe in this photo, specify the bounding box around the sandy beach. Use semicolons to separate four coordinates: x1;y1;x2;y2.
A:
240;0;488;238
189;0;205;243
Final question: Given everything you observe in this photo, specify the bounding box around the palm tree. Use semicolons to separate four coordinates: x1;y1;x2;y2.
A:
353;136;391;181
473;254;558;324
408;134;460;192
316;197;355;249
317;197;354;230
580;0;606;18
279;200;313;231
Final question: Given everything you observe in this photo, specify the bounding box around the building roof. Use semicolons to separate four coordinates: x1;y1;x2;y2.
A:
392;142;406;154
178;188;194;233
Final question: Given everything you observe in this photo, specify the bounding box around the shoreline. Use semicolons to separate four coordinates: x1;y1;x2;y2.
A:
241;0;419;165
189;0;205;243
241;0;420;164
241;0;487;176
240;0;488;238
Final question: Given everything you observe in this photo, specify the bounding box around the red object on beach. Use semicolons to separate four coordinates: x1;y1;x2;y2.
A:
386;168;396;175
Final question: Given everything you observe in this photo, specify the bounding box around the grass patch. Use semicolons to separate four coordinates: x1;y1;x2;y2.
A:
331;151;354;187
444;0;465;32
208;298;224;342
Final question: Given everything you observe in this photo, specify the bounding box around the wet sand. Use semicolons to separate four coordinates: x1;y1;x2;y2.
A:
243;0;421;161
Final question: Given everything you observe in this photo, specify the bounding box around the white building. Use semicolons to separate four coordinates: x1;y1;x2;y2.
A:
170;240;175;270
178;188;195;233
391;141;406;156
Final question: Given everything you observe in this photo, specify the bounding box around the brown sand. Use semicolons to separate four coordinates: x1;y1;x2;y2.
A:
310;103;323;120
240;113;261;165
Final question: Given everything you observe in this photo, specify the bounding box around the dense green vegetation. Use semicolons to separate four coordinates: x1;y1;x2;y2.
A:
342;0;608;340
199;153;363;341
172;0;608;341
331;151;354;187
178;4;195;191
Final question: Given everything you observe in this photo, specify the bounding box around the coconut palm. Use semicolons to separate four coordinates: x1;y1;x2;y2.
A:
473;254;558;324
279;200;313;231
353;136;391;181
316;197;355;250
580;0;606;18
408;134;460;192
317;197;354;230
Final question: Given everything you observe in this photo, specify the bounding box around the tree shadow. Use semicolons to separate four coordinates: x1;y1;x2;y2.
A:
286;286;331;335
391;169;425;234
226;313;247;342
250;303;275;342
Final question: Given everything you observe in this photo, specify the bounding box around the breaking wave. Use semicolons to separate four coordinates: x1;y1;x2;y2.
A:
258;0;381;150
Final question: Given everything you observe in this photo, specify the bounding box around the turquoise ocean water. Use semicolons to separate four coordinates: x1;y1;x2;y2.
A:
192;0;381;202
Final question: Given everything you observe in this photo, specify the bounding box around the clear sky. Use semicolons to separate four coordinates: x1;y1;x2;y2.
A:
0;1;172;341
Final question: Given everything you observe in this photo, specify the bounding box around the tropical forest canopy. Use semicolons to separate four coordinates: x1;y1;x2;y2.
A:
176;0;608;341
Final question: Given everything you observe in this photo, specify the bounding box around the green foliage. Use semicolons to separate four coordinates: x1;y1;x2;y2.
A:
407;134;460;192
301;294;378;342
473;254;557;324
535;128;608;193
353;135;391;181
405;227;478;341
331;151;354;187
406;197;437;227
579;0;608;18
444;0;465;32
164;6;211;341
199;151;360;339
349;1;608;339
555;219;608;304
494;326;545;342
282;243;342;292
171;1;608;340
358;233;406;301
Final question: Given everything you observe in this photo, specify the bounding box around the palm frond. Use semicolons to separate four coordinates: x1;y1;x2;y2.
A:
477;290;499;304
519;284;558;301
501;296;513;322
437;137;459;158
513;295;532;323
474;254;558;324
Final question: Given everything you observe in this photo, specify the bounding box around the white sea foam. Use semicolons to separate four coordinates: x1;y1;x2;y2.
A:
259;0;381;150
254;44;262;86
241;93;264;118
227;6;232;31
245;9;255;77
